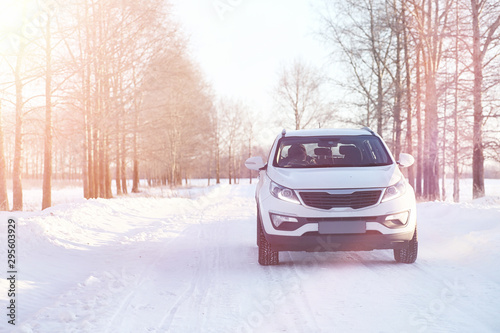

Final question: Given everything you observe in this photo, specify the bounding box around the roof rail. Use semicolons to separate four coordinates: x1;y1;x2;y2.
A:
281;128;286;137
361;127;376;136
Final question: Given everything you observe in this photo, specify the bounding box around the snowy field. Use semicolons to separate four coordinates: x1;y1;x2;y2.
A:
1;179;500;332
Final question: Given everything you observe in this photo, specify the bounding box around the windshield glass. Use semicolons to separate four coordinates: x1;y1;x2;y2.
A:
273;135;392;168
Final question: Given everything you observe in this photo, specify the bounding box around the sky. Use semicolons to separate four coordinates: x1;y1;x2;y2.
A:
168;0;333;130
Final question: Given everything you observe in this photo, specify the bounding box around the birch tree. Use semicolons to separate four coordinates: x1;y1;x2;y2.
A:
470;0;500;198
42;8;54;209
321;0;396;136
12;38;27;211
274;59;328;130
0;101;8;210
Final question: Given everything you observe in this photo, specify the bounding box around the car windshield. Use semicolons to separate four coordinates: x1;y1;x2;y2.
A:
273;135;392;168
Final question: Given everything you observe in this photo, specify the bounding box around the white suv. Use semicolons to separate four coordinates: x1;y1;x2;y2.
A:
245;128;417;265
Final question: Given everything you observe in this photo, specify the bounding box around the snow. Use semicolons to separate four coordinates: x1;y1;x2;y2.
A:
1;180;500;332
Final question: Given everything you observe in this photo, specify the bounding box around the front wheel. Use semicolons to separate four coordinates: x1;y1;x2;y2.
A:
258;222;279;266
394;227;418;263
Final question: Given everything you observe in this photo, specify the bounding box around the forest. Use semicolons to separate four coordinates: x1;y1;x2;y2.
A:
315;0;500;203
0;0;499;211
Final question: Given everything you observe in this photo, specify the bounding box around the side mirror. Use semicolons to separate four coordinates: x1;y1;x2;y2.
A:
398;153;415;168
245;156;266;171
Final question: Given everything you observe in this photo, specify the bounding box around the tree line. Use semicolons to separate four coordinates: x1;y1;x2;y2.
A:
0;0;499;211
269;0;500;202
314;0;500;201
0;0;257;211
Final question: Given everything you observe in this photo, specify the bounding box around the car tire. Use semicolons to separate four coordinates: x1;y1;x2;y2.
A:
258;220;279;266
257;209;262;247
394;227;418;263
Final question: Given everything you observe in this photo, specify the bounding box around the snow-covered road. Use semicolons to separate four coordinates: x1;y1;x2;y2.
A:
1;184;500;332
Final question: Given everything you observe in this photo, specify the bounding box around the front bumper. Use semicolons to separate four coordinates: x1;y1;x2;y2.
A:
265;230;414;252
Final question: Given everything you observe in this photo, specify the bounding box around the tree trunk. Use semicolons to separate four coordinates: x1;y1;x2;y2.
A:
42;14;53;210
228;145;232;185
393;7;402;157
424;69;440;201
415;44;423;197
132;109;140;193
216;132;220;184
422;0;441;201
115;117;122;195
93;128;100;198
121;131;128;194
83;108;89;199
105;135;112;198
403;3;415;189
99;134;106;197
453;3;460;203
248;136;252;184
471;0;485;199
83;140;89;198
441;90;447;201
376;73;383;136
132;158;139;193
0;102;9;210
87;116;95;198
12;43;25;211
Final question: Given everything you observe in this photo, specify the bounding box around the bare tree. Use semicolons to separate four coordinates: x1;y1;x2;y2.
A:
131;87;141;193
392;0;404;157
217;98;244;184
12;39;27;211
0;101;8;210
211;103;221;184
402;1;416;189
274;59;328;130
140;39;215;187
403;0;454;200
321;0;397;136
242;110;255;184
470;0;500;198
42;10;54;210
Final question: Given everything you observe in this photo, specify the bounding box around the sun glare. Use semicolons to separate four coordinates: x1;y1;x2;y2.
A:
0;0;25;33
0;0;48;53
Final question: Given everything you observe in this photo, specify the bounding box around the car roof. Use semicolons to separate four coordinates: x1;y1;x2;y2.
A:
282;128;375;137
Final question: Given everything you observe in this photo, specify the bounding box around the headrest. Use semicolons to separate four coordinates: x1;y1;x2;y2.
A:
314;148;332;156
339;145;359;155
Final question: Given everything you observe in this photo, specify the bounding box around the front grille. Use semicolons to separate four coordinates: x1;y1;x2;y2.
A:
299;190;382;209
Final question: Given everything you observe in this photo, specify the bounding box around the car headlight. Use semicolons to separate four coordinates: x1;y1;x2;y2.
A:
270;181;301;204
381;177;407;202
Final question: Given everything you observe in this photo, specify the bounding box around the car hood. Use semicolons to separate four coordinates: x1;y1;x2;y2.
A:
267;165;400;190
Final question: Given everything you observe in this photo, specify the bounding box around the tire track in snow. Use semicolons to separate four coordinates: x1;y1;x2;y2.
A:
104;230;173;332
155;228;211;332
102;188;240;332
99;215;213;332
156;185;257;332
156;204;249;330
276;252;322;332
